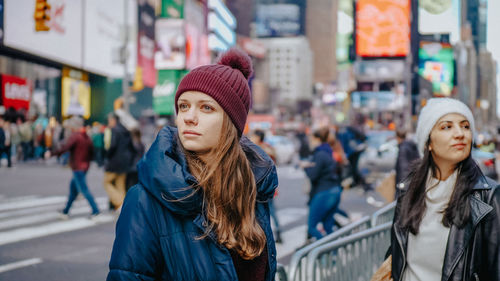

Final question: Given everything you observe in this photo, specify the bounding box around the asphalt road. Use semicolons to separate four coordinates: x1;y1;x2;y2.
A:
0;161;386;281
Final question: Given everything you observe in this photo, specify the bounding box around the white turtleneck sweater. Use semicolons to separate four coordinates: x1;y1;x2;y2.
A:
403;171;456;281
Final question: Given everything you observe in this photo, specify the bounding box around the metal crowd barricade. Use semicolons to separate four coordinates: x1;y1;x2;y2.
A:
370;201;396;226
306;222;392;281
276;263;288;281
287;216;371;281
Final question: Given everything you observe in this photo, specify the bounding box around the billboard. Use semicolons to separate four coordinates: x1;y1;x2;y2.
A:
83;0;137;77
0;0;3;44
255;4;301;37
419;0;460;44
4;0;83;67
1;74;32;111
155;19;185;70
418;42;454;97
337;0;353;64
356;0;410;57
61;77;91;119
137;0;156;87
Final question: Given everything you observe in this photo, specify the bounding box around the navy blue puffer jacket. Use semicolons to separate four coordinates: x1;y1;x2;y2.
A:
107;126;279;281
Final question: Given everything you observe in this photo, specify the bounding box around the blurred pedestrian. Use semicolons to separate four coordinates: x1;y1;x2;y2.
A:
301;127;342;240
125;128;145;192
51;117;100;219
389;98;500;281
91;122;105;167
103;113;134;211
108;49;278;281
250;129;283;244
18;117;33;161
336;125;369;190
0;117;11;167
394;129;420;199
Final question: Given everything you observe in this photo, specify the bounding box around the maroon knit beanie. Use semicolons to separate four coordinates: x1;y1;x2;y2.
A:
175;48;253;136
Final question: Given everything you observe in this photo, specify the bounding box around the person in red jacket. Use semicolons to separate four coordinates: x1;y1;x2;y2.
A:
52;117;100;219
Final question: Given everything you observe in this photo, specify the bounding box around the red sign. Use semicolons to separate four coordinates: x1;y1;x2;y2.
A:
1;74;32;111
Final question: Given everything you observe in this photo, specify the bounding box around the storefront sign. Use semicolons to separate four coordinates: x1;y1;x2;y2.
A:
1;74;31;111
137;0;156;87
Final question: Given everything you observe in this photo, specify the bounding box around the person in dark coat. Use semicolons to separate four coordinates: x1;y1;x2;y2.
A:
394;129;420;198
52;117;100;218
103;113;134;210
301;127;342;240
125;128;145;192
389;98;500;281
107;49;278;281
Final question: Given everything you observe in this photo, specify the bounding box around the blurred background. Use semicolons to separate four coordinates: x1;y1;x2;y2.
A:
0;0;499;280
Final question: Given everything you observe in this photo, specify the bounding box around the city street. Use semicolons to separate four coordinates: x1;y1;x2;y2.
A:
0;162;386;281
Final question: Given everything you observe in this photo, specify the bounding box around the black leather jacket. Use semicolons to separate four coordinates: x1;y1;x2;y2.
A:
390;175;500;281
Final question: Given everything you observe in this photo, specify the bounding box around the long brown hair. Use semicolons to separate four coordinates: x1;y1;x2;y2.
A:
398;139;480;234
183;114;266;260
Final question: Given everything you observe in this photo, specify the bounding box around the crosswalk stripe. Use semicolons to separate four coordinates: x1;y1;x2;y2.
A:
276;207;308;227
0;197;108;220
0;202;109;230
0;195;39;204
0;258;43;274
0;196;66;212
0;214;115;246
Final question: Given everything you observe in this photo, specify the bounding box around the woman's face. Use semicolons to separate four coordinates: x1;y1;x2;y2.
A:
176;91;224;154
429;113;472;166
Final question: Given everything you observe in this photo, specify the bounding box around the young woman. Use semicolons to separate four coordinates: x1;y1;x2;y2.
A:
107;49;278;281
390;98;500;281
301;127;342;240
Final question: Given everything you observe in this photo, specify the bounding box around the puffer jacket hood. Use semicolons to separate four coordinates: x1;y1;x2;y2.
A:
137;126;278;216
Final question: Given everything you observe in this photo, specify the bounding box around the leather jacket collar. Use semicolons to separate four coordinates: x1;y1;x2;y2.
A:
392;175;496;281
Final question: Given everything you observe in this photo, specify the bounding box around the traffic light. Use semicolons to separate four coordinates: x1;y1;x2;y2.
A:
34;0;51;32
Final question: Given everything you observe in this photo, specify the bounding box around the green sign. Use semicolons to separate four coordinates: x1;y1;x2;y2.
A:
161;0;184;18
153;70;188;115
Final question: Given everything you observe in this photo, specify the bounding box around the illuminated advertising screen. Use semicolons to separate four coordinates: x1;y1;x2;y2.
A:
255;4;301;37
62;77;91;119
418;42;454;96
356;0;410;57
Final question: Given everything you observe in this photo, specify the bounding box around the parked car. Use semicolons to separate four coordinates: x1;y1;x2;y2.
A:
265;135;296;165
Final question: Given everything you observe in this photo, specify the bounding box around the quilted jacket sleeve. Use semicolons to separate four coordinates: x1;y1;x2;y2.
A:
107;185;161;281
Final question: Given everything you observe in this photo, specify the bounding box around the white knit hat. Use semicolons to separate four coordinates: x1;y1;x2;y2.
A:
415;98;475;156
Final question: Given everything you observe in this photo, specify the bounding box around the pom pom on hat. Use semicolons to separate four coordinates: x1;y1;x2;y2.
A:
175;48;253;136
415;98;475;156
217;48;253;80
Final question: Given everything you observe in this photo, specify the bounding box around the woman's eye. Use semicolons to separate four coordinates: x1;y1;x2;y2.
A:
202;105;214;111
178;103;189;110
442;125;451;130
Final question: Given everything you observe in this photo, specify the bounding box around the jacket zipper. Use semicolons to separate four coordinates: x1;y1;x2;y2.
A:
473;273;480;281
